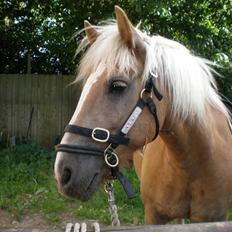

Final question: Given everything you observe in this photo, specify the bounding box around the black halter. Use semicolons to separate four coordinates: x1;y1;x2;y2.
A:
56;73;163;199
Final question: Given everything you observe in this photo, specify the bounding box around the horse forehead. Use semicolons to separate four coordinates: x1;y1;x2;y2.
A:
81;69;106;99
84;70;102;88
69;70;106;125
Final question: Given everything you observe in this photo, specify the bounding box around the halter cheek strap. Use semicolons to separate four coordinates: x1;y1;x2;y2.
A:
56;73;163;199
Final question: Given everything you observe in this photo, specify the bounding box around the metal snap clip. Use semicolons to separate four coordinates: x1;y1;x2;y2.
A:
104;145;119;167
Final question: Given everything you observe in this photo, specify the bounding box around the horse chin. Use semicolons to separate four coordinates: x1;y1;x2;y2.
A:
59;172;103;202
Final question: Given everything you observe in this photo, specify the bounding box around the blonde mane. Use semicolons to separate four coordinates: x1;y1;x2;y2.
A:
76;22;229;122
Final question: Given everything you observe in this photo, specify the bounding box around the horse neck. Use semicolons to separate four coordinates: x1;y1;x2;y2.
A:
160;104;229;175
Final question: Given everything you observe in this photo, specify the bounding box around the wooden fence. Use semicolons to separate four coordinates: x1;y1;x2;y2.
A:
1;221;232;232
0;74;81;147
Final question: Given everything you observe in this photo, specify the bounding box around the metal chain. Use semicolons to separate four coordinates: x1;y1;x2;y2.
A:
105;181;120;227
65;181;119;231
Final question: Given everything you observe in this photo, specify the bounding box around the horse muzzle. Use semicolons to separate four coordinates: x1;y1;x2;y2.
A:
54;150;106;201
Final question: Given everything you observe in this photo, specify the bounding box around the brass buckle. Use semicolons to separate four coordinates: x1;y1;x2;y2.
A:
91;127;110;143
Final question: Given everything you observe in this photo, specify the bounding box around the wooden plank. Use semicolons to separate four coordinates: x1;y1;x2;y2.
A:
38;75;51;147
13;75;19;138
60;75;65;137
68;77;76;119
24;75;32;139
71;79;81;117
43;74;52;147
36;75;43;145
50;75;59;146
103;222;232;231
0;75;10;146
57;75;63;144
61;76;73;131
5;75;11;138
11;75;15;137
31;75;38;143
0;75;7;132
64;75;81;126
1;222;232;232
20;75;26;138
63;75;70;127
26;74;33;139
18;75;25;140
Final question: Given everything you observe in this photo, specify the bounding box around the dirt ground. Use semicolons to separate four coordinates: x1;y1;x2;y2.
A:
0;210;50;229
0;210;104;231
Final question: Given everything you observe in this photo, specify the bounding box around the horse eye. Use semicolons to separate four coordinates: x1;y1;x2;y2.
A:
110;80;127;93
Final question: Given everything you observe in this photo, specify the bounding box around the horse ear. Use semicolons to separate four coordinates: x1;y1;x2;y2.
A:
115;6;134;48
115;6;146;63
84;20;99;44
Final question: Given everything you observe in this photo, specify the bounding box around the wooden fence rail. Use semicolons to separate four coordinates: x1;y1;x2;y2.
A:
0;74;81;147
1;222;232;232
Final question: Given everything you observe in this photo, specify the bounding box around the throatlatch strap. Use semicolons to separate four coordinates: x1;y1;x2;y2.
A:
145;74;163;101
146;97;160;140
153;83;163;101
64;125;129;145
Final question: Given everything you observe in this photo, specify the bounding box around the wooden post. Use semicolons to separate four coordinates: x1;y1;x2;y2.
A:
1;222;232;232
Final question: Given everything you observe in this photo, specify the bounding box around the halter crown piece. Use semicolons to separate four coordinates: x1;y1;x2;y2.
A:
56;73;163;199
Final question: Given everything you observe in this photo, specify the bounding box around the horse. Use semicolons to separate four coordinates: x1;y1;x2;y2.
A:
54;6;232;224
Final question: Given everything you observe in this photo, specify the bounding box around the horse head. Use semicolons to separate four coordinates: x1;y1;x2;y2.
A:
54;6;165;201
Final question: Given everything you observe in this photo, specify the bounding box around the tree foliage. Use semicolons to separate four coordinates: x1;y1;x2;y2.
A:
0;0;231;96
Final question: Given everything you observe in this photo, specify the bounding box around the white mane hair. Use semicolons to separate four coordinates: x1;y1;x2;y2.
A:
76;22;229;123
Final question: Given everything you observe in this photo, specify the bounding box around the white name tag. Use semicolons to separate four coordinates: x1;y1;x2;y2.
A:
121;107;142;134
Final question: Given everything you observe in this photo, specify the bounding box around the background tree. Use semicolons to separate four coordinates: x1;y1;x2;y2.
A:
0;0;231;97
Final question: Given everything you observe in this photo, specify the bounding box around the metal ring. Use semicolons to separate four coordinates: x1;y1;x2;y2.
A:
140;88;152;99
104;152;119;168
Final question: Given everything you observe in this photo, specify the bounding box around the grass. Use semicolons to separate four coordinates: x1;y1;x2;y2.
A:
0;144;144;226
1;144;232;227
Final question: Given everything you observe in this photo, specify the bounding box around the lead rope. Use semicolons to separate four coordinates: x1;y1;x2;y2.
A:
65;181;119;232
105;181;120;227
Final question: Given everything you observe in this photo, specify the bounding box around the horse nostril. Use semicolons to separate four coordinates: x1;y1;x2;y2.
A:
61;167;72;185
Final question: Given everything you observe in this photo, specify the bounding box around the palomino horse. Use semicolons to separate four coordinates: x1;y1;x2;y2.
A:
54;6;232;224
